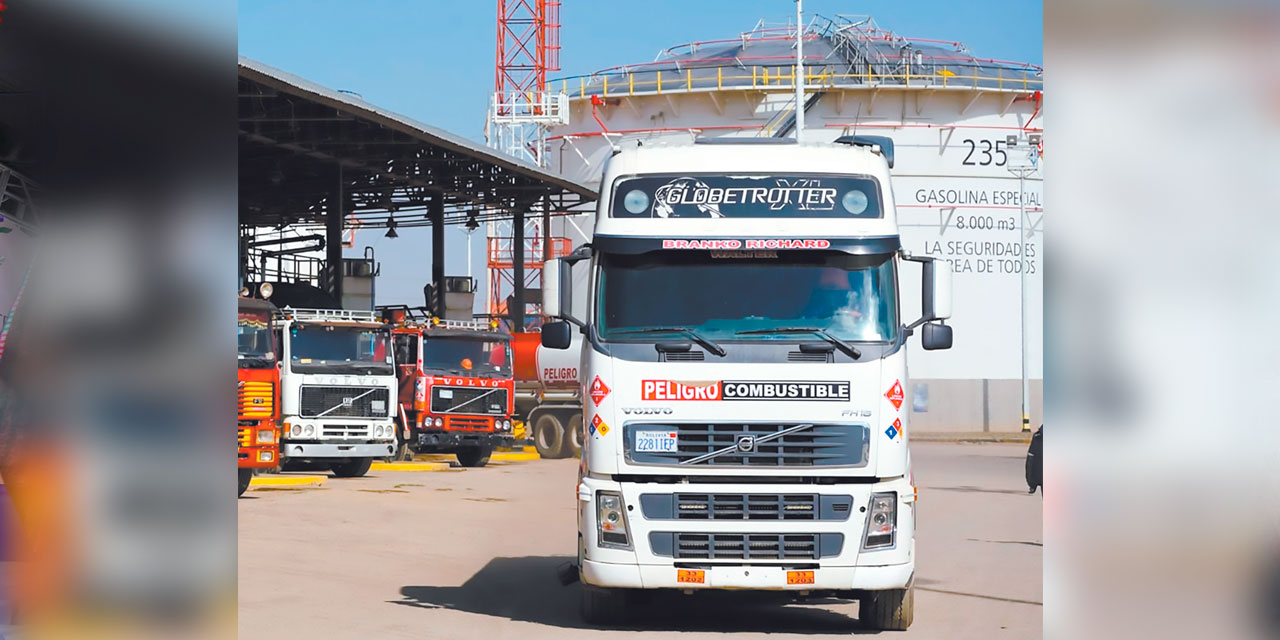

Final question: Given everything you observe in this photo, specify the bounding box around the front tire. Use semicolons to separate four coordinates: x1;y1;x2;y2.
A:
455;445;492;468
580;584;630;626
329;458;373;478
237;468;253;497
861;586;914;631
532;411;565;459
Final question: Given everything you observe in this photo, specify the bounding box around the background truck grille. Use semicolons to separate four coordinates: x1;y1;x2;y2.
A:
445;416;492;431
625;423;869;467
238;381;274;419
320;424;371;439
237;426;252;448
639;493;855;521
431;387;508;415
648;532;843;560
299;386;389;418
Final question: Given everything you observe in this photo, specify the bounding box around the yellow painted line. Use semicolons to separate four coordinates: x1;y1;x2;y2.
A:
410;453;456;463
370;461;451;472
249;475;325;489
491;452;540;462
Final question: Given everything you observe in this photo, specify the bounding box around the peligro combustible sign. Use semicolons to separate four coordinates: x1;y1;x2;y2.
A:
642;380;851;402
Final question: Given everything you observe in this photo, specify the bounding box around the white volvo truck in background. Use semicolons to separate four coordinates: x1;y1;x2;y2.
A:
540;137;953;630
275;308;398;477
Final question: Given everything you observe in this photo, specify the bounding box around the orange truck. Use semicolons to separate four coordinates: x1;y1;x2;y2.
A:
237;296;280;496
381;306;515;467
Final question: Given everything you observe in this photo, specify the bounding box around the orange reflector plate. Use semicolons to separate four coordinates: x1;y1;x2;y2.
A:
786;570;815;585
676;569;705;584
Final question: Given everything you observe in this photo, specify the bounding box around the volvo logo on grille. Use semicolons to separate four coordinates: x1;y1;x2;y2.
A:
342;397;354;407
736;435;756;453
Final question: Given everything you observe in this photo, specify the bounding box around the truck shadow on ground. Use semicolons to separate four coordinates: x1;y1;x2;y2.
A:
393;556;881;633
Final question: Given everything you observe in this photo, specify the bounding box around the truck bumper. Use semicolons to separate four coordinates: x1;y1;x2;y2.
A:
578;475;916;592
580;558;912;591
282;442;394;459
416;431;513;449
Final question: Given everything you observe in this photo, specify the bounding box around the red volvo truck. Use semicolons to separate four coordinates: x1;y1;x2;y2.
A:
381;306;515;467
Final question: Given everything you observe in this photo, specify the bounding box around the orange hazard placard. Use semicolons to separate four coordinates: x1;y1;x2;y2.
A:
786;571;815;585
676;569;705;584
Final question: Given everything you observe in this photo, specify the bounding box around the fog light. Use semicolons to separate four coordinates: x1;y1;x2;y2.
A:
258;451;274;463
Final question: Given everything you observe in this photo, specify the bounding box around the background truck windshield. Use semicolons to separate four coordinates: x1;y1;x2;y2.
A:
598;251;898;343
237;312;274;367
289;324;392;373
423;338;511;378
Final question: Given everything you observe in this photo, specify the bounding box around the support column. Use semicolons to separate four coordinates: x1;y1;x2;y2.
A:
430;194;445;316
542;194;552;262
511;204;526;331
325;165;345;304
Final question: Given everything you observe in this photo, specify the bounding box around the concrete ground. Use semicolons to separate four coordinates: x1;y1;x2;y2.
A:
238;443;1041;639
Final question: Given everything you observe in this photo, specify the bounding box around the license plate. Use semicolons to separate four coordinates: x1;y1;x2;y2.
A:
786;571;815;585
635;430;679;453
676;569;705;584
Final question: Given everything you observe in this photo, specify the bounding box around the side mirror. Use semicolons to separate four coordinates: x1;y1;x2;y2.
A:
921;322;953;351
922;259;953;322
541;259;563;318
541;321;572;350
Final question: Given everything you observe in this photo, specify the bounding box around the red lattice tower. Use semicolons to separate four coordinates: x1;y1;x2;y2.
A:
488;0;564;324
494;0;560;110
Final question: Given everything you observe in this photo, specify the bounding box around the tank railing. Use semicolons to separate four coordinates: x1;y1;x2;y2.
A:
551;64;1042;100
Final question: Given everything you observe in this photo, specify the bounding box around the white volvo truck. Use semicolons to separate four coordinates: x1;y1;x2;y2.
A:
275;308;398;477
540;137;953;629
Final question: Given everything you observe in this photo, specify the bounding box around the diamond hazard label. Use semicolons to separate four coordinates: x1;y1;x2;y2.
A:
590;413;609;437
893;417;902;438
590;376;611;406
885;380;904;410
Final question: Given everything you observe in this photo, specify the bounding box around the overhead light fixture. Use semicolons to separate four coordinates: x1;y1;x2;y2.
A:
465;214;479;232
385;217;399;239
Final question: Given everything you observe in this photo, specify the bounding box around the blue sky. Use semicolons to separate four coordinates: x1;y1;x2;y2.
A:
239;0;1043;307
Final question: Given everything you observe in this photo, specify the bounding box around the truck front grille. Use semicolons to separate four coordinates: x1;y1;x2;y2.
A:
639;493;855;521
446;416;492;431
299;386;389;419
238;381;274;419
648;532;843;560
624;423;869;467
430;386;508;415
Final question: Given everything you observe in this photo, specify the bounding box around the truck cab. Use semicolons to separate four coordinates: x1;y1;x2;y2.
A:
274;308;398;477
382;306;515;467
237;297;280;496
541;138;953;629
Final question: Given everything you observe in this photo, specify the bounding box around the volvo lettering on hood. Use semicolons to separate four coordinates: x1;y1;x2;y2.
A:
642;380;851;402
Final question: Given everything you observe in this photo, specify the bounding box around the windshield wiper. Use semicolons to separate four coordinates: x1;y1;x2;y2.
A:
610;327;727;357
735;327;862;360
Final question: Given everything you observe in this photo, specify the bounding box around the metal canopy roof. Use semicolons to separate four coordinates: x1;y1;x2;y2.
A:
239;57;597;230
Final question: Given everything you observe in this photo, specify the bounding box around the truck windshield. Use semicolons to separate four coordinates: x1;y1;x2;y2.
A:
289;324;392;375
597;251;898;344
423;338;511;378
237;312;274;368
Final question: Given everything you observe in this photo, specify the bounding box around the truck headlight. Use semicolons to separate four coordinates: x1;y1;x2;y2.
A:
433;417;443;428
256;428;275;444
373;426;383;438
864;492;897;549
303;424;315;437
290;425;302;437
596;491;631;549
